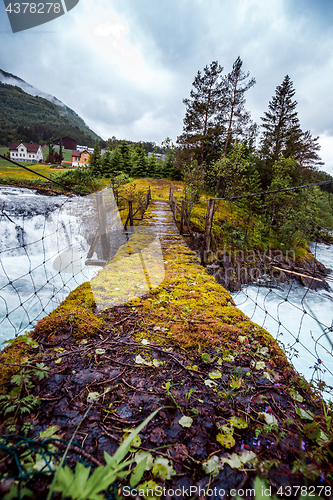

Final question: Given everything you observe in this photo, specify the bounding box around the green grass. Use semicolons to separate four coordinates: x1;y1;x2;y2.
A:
0;146;70;186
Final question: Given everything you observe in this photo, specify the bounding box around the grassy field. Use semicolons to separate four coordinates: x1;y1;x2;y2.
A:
0;146;74;186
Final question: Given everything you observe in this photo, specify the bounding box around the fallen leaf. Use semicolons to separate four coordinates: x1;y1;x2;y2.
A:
288;389;304;402
135;354;152;366
152;458;176;480
204;379;217;388
87;392;100;403
186;365;199;371
179;416;193;428
295;407;314;421
230;378;242;389
152;358;164;367
216;433;235;448
238;336;248;343
229;416;248;429
259;412;278;426
135;451;154;471
221;450;257;469
202;455;220;476
209;370;222;380
39;426;59;439
95;349;106;355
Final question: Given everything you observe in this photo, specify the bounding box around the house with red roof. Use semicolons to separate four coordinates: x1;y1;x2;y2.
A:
71;149;90;167
9;142;43;163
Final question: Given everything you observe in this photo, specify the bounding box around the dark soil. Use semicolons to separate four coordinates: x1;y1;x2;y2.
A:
1;304;332;499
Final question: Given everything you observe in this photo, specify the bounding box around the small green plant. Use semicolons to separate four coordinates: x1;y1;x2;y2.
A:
2;333;39;349
48;407;164;500
185;388;196;407
164;381;181;411
0;363;49;435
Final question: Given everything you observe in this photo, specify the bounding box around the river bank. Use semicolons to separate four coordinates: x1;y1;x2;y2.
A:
0;198;332;498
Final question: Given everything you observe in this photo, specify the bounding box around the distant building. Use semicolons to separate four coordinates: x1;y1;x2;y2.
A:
53;137;77;150
9;142;43;163
71;149;90;167
148;152;166;161
77;145;94;153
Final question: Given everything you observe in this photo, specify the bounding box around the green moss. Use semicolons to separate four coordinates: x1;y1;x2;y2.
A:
32;282;102;339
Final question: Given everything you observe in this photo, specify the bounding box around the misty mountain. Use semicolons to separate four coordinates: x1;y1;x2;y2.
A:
0;69;102;147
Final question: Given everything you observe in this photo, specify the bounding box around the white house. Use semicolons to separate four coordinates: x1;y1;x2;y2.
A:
148;152;166;161
77;145;95;153
9;142;43;163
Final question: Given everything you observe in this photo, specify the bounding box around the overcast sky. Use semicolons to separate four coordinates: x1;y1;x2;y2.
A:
1;0;333;173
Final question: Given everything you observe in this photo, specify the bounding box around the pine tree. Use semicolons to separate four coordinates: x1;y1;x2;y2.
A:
221;56;256;153
110;147;124;174
260;75;302;165
154;158;165;178
89;139;102;176
131;143;147;177
146;153;157;177
162;156;176;179
177;61;224;164
119;141;133;174
101;147;112;177
247;169;263;213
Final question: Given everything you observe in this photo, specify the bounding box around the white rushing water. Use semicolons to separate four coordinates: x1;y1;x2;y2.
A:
0;186;109;343
232;243;333;400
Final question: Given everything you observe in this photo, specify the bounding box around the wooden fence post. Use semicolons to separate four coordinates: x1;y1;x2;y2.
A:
201;198;215;266
96;191;111;261
180;200;186;234
173;196;177;220
148;186;151;202
128;200;134;226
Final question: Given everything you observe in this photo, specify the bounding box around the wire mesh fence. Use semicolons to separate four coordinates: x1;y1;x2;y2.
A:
168;186;333;399
0;185;151;343
0;434;117;500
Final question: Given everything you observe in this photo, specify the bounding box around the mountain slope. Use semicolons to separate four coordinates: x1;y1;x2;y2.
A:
0;70;102;147
0;69;69;109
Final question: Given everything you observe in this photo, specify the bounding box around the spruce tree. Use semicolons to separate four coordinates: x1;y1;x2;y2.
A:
289;130;324;172
260;75;302;165
247;169;263;213
89;139;102;177
131;143;147;177
162;156;175;179
101;147;112;177
119;141;133;174
154;158;165;178
110;147;124;174
146;153;157;178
